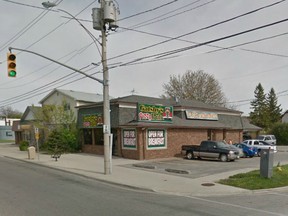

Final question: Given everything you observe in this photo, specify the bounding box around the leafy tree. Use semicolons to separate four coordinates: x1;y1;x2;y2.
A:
270;123;288;145
266;88;282;127
250;83;268;129
161;70;227;106
33;102;79;153
0;106;22;118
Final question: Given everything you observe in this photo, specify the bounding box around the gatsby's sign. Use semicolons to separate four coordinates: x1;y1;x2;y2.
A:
82;114;103;128
138;103;173;122
185;110;218;120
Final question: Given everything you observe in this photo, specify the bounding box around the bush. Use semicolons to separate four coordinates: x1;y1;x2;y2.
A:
42;128;80;155
19;141;29;151
270;123;288;145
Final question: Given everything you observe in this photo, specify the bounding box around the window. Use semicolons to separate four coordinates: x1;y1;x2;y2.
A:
83;129;92;145
123;129;137;149
147;129;166;149
94;128;104;145
6;131;13;136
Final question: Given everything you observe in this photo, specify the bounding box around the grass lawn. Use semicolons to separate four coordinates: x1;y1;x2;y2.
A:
0;140;14;143
218;164;288;190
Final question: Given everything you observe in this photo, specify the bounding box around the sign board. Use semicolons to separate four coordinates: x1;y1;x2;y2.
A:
137;103;173;123
185;110;218;120
82;114;103;128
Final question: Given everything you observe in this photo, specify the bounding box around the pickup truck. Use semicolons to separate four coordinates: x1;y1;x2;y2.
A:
182;140;239;162
242;139;277;156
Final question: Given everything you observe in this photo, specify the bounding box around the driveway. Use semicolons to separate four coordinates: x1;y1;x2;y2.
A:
126;147;288;179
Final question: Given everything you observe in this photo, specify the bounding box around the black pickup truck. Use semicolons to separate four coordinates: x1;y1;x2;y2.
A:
182;140;239;162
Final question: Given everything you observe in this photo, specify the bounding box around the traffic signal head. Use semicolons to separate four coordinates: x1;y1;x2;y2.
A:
7;53;16;77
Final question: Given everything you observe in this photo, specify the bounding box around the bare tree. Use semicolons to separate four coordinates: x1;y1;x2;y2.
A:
162;70;227;106
0;106;22;118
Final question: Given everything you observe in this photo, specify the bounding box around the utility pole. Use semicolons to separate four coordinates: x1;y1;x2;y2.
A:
93;0;119;175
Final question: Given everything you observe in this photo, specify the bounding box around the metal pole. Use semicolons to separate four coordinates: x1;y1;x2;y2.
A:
101;0;112;175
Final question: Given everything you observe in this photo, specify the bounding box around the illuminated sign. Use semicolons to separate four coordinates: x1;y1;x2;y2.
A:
82;114;103;128
185;110;218;120
138;103;173;123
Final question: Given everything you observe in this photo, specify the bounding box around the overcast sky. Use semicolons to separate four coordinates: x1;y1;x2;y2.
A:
1;0;288;115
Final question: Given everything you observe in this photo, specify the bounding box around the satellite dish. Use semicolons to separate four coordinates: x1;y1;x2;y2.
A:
42;1;57;8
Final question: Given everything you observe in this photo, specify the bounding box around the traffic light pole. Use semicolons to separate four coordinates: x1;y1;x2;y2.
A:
8;47;104;85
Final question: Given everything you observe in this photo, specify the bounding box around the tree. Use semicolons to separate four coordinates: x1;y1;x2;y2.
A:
161;70;227;106
266;88;282;127
0;106;22;118
250;84;282;131
250;83;268;129
33;102;79;153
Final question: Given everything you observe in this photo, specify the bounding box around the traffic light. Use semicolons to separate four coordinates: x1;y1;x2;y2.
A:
7;53;16;77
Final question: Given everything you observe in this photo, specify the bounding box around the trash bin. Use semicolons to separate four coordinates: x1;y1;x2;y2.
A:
28;146;36;160
260;148;274;178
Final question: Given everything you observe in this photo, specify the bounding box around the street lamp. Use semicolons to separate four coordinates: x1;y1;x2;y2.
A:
42;1;120;175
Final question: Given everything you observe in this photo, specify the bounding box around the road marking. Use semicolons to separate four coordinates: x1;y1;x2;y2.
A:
185;196;286;216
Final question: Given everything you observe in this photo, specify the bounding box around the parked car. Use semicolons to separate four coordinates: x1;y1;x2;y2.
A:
242;139;277;156
256;135;277;145
182;140;239;162
233;143;257;158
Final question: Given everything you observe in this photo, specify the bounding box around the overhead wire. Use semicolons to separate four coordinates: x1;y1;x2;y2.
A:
1;1;282;107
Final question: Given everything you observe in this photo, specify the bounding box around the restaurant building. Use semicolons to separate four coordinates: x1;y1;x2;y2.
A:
77;95;248;160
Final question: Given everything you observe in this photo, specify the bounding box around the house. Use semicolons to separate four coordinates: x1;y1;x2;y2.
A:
13;89;105;145
77;95;259;160
39;89;105;120
0;116;19;141
282;110;288;123
12;106;41;145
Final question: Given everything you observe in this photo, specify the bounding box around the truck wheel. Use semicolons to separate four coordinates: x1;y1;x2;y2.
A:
220;154;228;162
186;152;194;160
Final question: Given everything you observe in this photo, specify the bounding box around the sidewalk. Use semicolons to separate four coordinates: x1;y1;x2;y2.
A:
0;142;263;197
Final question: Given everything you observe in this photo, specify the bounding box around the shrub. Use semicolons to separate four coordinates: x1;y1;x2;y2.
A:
43;128;80;155
270;123;288;145
19;141;29;151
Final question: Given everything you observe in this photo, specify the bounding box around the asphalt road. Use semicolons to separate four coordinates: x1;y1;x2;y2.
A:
127;150;288;179
1;156;288;216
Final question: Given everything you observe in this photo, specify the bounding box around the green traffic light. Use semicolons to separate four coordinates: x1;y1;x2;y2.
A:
8;70;16;77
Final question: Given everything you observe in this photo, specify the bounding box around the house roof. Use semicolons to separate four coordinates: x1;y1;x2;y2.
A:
39;89;105;104
79;94;242;114
21;106;42;121
241;116;262;131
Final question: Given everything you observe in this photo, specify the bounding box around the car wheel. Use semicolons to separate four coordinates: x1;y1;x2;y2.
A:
220;154;228;162
186;152;194;160
257;150;261;157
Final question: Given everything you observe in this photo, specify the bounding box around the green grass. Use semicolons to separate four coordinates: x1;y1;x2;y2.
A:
218;164;288;190
0;140;14;143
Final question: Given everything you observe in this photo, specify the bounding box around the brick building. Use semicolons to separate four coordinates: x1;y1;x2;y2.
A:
77;95;249;160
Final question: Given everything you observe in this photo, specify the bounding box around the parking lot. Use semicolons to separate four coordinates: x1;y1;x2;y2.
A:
127;147;288;179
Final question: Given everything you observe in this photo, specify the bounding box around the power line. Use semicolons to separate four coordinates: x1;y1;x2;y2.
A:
107;0;286;62
119;0;179;21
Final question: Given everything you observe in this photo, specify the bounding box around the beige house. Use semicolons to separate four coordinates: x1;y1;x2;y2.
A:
13;89;105;145
39;89;105;119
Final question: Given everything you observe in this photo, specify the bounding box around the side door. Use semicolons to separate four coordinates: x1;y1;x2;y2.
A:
201;142;218;158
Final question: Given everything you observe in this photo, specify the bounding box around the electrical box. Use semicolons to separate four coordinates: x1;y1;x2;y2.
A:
103;1;116;23
92;8;102;31
260;148;274;178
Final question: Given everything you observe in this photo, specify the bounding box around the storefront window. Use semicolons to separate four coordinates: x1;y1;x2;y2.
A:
123;129;136;149
94;128;104;145
147;129;166;149
83;129;92;145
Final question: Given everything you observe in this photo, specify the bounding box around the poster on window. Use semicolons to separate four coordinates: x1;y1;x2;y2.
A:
147;129;166;149
123;129;137;149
